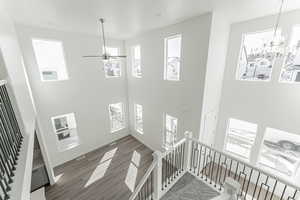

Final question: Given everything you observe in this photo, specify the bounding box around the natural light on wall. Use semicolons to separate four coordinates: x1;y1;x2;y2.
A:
32;39;69;81
279;25;300;83
164;35;182;81
236;30;282;81
224;118;258;161
258;128;300;181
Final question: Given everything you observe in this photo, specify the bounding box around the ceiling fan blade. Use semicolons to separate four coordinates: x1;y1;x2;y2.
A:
109;55;127;58
82;55;104;58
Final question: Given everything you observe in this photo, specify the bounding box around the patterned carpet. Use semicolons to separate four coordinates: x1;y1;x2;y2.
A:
161;173;220;200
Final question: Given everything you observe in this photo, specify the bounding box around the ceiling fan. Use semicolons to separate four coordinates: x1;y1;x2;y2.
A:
83;18;127;60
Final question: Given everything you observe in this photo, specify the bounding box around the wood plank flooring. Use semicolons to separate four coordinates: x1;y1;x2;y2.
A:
45;135;153;200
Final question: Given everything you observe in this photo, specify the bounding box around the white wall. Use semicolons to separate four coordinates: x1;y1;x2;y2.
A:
16;24;129;167
198;11;230;146
0;5;36;200
125;14;212;151
216;10;300;182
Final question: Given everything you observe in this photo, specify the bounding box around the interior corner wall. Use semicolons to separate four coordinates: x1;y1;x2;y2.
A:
125;13;212;151
15;24;130;167
0;7;36;200
198;11;230;147
216;10;300;167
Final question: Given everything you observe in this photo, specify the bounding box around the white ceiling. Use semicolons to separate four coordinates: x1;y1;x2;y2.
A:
2;0;300;39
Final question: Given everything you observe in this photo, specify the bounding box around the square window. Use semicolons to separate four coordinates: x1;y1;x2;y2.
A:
51;113;79;152
224;118;258;161
164;114;178;150
258;128;300;178
109;102;125;133
132;45;142;78
279;26;300;83
236;30;282;81
164;35;182;81
103;47;121;78
32;39;68;81
134;104;143;134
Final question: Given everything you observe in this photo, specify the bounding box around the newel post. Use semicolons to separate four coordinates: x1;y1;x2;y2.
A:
184;131;193;171
152;151;162;200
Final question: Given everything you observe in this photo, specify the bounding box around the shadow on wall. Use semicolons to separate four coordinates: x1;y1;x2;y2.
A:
0;48;9;80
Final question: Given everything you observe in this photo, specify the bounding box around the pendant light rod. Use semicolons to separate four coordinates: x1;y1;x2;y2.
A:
273;0;285;38
99;18;107;56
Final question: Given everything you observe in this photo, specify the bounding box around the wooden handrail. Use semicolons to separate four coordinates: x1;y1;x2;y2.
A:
128;159;158;200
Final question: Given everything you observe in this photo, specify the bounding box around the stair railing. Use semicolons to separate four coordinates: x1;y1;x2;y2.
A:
185;132;300;200
0;80;23;200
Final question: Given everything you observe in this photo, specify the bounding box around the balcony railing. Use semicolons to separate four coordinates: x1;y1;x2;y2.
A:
0;80;23;200
130;131;299;200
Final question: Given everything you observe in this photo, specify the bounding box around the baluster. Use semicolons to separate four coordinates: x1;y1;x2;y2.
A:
215;153;221;187
252;172;261;200
210;151;216;184
197;145;203;176
269;180;277;200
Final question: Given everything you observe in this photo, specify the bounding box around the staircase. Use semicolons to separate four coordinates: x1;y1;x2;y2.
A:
129;132;300;200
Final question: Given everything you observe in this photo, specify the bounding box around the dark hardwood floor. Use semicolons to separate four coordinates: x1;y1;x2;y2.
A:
45;135;153;200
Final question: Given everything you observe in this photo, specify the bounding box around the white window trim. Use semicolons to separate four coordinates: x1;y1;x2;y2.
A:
108;102;125;133
164;34;182;81
223;118;258;162
32;38;69;82
132;45;142;78
134;104;143;134
235;29;280;82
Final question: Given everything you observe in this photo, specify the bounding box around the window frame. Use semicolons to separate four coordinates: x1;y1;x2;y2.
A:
164;34;182;81
32;38;69;82
235;29;280;82
279;25;300;84
132;45;142;78
51;113;79;152
108;102;125;133
164;114;178;148
134;104;143;134
103;46;122;78
224;118;258;162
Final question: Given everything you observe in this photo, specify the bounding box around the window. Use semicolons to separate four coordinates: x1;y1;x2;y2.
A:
132;45;142;78
258;128;300;178
164;114;178;150
51;113;79;151
108;102;125;133
224;118;258;161
236;30;281;81
103;47;121;78
164;35;182;81
279;25;300;83
134;104;143;134
32;39;68;81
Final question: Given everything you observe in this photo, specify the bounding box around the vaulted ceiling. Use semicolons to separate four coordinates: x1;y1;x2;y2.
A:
2;0;300;39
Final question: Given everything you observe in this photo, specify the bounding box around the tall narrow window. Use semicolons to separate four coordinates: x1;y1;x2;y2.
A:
132;45;142;78
224;118;258;161
134;104;143;134
103;47;121;78
51;113;79;151
164;114;178;150
108;103;125;133
279;25;300;83
236;30;281;81
32;39;68;81
258;128;300;178
164;35;182;81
